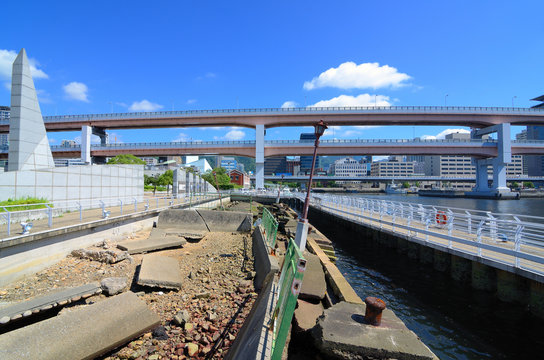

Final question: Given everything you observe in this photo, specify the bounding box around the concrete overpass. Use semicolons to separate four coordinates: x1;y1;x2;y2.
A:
1;107;544;133
1;106;543;194
2;139;544;160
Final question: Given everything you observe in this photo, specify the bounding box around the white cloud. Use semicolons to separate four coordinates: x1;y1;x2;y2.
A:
63;81;89;102
281;101;298;108
224;129;246;140
172;132;190;142
310;94;391;107
303;61;411;90
36;89;53;104
420;128;470;140
186;99;197;104
48;137;56;144
129;100;163;112
4;82;10;90
0;49;49;81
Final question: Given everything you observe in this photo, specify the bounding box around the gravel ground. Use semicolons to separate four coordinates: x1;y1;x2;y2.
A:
0;228;256;360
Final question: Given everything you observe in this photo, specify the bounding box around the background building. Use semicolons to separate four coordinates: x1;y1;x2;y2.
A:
228;169;250;188
329;157;367;177
264;156;287;175
371;160;414;177
299;133;321;173
0;106;10;148
221;156;237;171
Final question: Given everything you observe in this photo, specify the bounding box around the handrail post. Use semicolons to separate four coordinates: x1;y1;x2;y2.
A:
514;217;523;268
45;204;53;228
119;199;123;215
77;202;82;221
2;207;10;236
465;211;472;234
133;197;137;212
476;220;485;256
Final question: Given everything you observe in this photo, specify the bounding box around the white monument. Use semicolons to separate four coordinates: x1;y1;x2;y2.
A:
7;48;55;171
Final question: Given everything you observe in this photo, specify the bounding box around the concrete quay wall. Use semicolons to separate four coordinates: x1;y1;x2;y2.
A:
287;198;544;320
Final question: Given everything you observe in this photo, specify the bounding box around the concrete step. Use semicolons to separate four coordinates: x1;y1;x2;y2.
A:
0;283;101;325
299;252;327;301
137;254;182;289
293;299;324;333
0;291;160;360
117;228;187;254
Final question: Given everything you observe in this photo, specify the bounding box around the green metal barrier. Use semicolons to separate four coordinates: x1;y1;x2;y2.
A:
262;207;279;249
270;239;306;360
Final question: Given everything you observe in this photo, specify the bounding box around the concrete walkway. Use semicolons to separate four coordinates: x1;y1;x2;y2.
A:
321;202;544;277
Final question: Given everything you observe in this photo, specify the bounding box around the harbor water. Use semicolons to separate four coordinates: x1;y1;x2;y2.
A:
314;193;544;360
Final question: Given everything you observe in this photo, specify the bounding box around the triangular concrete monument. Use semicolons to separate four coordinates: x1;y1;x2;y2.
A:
7;48;54;171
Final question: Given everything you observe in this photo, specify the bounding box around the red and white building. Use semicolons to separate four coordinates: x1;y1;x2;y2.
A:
228;169;251;188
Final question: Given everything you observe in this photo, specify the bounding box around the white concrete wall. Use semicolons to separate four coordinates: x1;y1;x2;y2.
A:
0;164;144;203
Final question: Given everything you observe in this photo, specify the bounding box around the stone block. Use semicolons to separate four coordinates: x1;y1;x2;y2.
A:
117;229;187;254
312;301;436;360
299;251;327;301
0;292;160;360
137;254;182;289
294;299;324;332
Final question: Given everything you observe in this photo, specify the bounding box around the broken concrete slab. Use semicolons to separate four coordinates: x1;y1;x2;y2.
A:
101;277;128;296
299;251;327;301
0;283;101;326
312;301;437;360
294;299;324;332
196;209;252;232
0;292;160;360
157;209;209;232
117;229;187;254
137;254;182;290
71;248;132;263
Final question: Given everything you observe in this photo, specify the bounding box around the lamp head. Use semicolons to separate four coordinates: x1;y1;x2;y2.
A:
315;120;328;138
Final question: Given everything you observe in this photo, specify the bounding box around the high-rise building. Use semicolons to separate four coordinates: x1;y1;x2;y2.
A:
264;157;287;175
515;130;528;175
299;133;321;172
0;106;10;148
527;96;544;176
286;157;300;175
60;139;78;147
221;156;237;171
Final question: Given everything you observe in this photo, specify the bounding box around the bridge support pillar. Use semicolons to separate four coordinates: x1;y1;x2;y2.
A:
81;125;91;164
255;124;265;189
92;127;109;145
469;123;517;198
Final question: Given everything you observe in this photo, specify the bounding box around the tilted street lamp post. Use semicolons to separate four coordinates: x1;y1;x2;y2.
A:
294;120;328;250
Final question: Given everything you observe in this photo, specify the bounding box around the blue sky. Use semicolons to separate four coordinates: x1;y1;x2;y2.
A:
1;0;543;146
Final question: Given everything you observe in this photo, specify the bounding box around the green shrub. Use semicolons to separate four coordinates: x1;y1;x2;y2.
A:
0;197;51;212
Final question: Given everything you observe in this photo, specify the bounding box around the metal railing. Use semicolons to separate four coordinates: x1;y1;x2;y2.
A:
0;193;221;238
28;105;544;124
270;238;306;360
261;207;279;250
296;193;544;275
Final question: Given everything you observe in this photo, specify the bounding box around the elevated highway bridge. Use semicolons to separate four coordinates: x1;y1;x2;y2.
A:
1;106;544;133
2;138;544;159
2;106;544;193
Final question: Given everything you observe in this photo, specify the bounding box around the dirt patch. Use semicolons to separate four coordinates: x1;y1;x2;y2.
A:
0;228;256;359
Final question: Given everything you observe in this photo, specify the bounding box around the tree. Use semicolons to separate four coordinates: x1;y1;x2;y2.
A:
402;182;410;188
158;170;173;186
107;154;146;165
523;181;535;189
202;167;232;190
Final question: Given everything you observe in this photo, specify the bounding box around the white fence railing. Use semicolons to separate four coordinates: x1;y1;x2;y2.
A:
289;193;544;275
0;193;221;238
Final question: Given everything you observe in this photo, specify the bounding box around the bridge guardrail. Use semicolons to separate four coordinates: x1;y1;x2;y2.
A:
24;105;544;124
261;207;279;250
